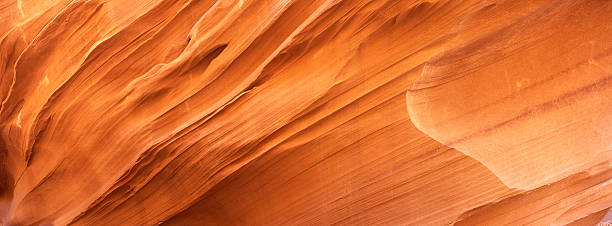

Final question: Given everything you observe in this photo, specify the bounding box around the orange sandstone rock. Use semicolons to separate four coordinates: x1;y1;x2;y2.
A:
0;0;609;225
406;0;612;190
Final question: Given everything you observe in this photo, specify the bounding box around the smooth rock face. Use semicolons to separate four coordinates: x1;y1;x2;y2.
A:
0;0;610;225
406;0;612;190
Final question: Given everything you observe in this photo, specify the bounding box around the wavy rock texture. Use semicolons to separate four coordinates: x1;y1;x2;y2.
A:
0;0;610;225
406;0;612;190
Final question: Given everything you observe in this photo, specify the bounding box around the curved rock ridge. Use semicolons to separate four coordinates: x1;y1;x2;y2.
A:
406;0;612;190
0;0;610;225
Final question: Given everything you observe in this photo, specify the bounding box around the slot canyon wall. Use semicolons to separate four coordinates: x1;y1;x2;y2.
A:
0;0;611;225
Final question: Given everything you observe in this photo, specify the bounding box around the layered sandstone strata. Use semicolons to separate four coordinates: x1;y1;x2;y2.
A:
0;0;610;225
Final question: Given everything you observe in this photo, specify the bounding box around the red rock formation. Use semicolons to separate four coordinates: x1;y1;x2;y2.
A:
406;0;612;190
0;0;610;225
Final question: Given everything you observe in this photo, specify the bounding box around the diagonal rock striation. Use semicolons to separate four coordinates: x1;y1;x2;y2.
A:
0;0;611;225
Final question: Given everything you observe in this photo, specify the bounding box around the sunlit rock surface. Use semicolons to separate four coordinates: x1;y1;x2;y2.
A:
406;0;612;190
0;0;610;225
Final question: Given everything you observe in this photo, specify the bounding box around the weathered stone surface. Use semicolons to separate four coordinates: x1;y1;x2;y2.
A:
0;0;610;225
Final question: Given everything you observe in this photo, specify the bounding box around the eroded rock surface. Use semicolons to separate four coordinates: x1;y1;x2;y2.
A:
0;0;610;225
406;0;612;190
